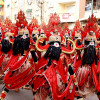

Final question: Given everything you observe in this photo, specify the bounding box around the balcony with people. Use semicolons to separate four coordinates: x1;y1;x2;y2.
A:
80;0;100;21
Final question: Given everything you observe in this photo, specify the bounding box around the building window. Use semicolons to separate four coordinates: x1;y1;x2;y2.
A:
85;0;100;11
95;0;100;9
26;9;32;19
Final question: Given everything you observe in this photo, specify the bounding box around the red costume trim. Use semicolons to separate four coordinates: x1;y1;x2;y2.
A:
30;37;36;45
43;64;73;100
73;54;82;72
9;51;29;71
78;69;90;86
4;64;35;89
4;55;19;71
31;75;46;91
0;54;5;67
64;86;75;100
0;92;6;98
55;58;66;83
35;57;48;71
97;60;100;73
37;43;49;51
92;62;100;92
31;58;67;92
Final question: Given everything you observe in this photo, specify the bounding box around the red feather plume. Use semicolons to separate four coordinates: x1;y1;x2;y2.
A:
83;14;98;38
47;12;61;32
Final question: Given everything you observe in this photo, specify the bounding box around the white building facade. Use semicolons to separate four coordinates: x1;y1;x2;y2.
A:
4;0;100;29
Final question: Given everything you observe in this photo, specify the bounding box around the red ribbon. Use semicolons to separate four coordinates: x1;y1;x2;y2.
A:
43;63;73;100
9;51;29;71
4;64;35;89
4;55;19;71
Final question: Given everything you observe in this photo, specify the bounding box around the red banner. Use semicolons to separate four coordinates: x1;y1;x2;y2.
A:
62;13;71;19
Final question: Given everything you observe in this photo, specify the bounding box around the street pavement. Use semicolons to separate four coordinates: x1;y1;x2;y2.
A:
0;84;33;100
0;84;99;100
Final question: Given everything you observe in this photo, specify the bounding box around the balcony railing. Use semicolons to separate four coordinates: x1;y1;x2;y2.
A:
80;9;100;21
85;1;100;11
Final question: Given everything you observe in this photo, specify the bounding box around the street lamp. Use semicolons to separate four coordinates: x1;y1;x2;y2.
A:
91;0;94;14
37;0;44;24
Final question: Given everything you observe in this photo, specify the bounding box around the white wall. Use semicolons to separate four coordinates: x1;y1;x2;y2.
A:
4;0;11;19
4;0;81;25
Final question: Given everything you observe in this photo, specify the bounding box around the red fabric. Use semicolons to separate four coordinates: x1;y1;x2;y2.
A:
55;58;66;83
65;86;75;100
37;43;49;51
1;93;6;98
66;41;71;50
31;76;46;91
32;53;73;98
35;57;48;71
8;49;13;57
4;64;35;89
0;50;3;56
78;69;90;86
91;62;100;92
9;51;29;71
36;50;41;60
31;59;66;91
0;36;3;43
40;83;50;100
73;54;82;72
75;40;83;49
0;55;5;67
30;37;35;45
4;55;19;71
76;45;83;49
43;64;73;100
36;67;46;75
4;64;34;84
92;62;100;92
97;60;100;73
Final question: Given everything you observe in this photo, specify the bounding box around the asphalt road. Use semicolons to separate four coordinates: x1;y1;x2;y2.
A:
0;84;99;100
